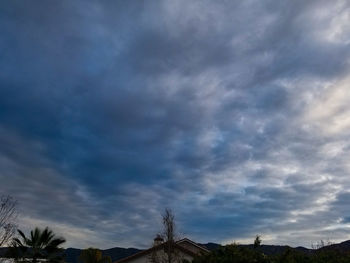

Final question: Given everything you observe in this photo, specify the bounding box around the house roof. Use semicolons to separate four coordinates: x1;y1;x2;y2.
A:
176;238;210;253
114;238;208;263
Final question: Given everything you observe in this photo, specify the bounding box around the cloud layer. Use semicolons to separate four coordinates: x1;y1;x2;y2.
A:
1;0;350;248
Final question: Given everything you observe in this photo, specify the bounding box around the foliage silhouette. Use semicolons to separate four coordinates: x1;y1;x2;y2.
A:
150;208;185;263
0;195;17;246
9;227;65;263
254;235;261;249
192;243;269;263
192;237;350;263
79;248;111;263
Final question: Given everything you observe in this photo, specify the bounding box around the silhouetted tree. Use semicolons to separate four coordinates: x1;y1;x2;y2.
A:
150;209;184;263
79;248;111;263
254;235;261;249
192;243;270;263
162;208;176;243
0;195;17;246
10;227;65;263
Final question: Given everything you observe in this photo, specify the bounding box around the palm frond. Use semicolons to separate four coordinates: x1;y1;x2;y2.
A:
10;227;66;263
17;230;27;244
12;237;24;247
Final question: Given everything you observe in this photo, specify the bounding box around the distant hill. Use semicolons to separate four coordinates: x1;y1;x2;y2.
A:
0;247;7;257
200;243;310;255
3;240;350;263
0;247;142;263
318;240;350;252
199;242;221;251
239;244;311;255
64;247;142;263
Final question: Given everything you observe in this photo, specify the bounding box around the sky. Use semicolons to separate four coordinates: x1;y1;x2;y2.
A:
1;0;350;249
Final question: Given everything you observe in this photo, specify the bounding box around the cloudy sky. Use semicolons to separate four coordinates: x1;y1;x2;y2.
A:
1;0;350;249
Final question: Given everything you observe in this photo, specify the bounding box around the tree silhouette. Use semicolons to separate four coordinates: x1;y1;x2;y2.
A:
150;208;184;263
10;227;65;263
79;248;111;263
254;235;261;249
0;195;17;246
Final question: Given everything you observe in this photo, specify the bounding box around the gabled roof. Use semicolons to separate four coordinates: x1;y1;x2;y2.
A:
176;238;210;253
114;238;207;263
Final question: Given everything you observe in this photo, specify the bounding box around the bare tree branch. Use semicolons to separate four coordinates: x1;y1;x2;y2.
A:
150;209;184;263
0;195;18;247
162;208;176;243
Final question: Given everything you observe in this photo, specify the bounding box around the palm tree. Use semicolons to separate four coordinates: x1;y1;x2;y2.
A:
79;248;111;263
10;227;66;263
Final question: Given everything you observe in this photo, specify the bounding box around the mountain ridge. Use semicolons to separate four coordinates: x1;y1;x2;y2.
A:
2;240;350;262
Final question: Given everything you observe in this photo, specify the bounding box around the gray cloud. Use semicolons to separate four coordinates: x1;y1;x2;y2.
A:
0;0;350;249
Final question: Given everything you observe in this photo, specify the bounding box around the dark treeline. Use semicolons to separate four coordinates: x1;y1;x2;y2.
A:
3;197;350;263
192;243;350;263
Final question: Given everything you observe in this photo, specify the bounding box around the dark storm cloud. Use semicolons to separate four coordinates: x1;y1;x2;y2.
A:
0;0;350;248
